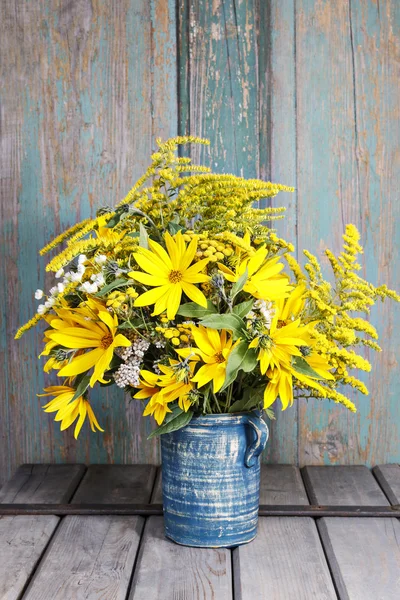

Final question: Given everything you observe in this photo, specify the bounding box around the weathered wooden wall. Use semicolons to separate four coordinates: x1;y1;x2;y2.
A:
1;0;399;484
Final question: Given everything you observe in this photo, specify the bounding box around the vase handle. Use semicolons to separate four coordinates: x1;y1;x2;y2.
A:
243;413;269;468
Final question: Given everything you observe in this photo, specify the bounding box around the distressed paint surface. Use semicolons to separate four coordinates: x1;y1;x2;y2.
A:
161;413;268;547
296;0;400;465
0;1;399;481
0;0;177;485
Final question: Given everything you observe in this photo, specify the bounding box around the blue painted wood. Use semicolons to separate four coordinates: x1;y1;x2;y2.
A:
160;413;269;547
296;0;400;465
1;1;399;482
0;0;177;486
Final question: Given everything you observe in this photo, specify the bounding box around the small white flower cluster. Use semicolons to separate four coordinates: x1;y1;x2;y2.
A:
113;362;141;388
34;254;109;315
154;338;166;349
246;300;275;329
114;337;150;389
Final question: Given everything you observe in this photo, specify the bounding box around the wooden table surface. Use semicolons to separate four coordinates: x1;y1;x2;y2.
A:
0;464;399;599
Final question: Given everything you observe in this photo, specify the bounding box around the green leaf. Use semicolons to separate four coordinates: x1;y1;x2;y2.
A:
168;221;184;235
105;212;122;228
177;300;217;318
147;409;193;439
221;341;248;390
229;386;265;413
241;348;258;373
139;222;149;249
233;299;254;318
231;268;248;298
117;318;144;330
264;407;276;420
291;356;322;379
200;313;246;338
70;375;91;402
95;278;130;297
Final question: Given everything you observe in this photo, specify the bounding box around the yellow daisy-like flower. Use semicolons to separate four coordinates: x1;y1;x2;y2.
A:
133;370;160;400
249;314;311;374
39;385;104;439
218;245;291;300
47;310;131;387
263;366;327;411
275;283;307;321
178;325;237;393
157;361;197;412
134;361;197;425
133;370;173;425
129;231;210;320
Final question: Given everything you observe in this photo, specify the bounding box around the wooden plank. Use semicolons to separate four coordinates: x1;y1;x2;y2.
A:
260;465;309;504
305;466;400;599
373;464;400;505
296;0;400;467
302;465;389;505
233;466;336;599
131;465;232;599
129;517;233;600
260;0;299;466
71;464;157;503
296;0;363;467
23;465;156;600
179;0;260;176
0;464;84;600
347;0;400;466
0;464;85;503
0;0;177;486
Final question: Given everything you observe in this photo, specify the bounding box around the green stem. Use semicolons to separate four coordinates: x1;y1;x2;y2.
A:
212;392;222;413
225;383;233;411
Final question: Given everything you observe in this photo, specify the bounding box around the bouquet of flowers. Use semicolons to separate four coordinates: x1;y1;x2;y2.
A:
16;136;399;439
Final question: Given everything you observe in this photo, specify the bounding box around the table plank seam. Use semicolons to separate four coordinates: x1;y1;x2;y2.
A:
125;469;159;600
372;465;400;506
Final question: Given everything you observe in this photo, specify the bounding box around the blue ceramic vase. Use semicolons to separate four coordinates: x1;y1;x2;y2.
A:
160;412;269;548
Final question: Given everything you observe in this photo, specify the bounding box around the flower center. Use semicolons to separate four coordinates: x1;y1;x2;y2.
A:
169;269;183;284
214;352;225;363
101;333;113;349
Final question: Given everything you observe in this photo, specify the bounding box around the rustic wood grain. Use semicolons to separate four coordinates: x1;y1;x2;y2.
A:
0;464;85;504
0;463;84;600
23;465;156;600
373;464;400;505
296;0;400;466
1;0;399;474
129;517;232;600
305;465;400;599
233;465;336;599
260;0;299;465
0;0;177;487
179;0;260;175
260;464;309;504
302;465;389;505
71;464;157;503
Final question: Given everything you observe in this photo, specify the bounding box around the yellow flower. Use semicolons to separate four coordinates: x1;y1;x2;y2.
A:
249;314;310;374
157;361;197;412
39;386;104;439
134;362;197;424
275;283;306;321
129;231;210;320
218;246;291;301
133;370;160;399
133;370;173;425
178;326;237;393
263;366;327;411
47;310;131;387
